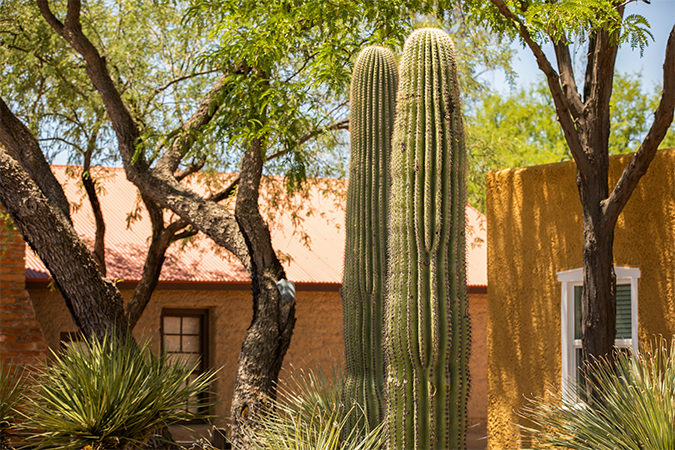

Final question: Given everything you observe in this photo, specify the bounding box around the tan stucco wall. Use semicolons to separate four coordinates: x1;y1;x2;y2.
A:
486;149;675;449
30;286;489;434
468;292;488;437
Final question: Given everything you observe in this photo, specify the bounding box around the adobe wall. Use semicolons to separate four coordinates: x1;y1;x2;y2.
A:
29;286;489;435
0;212;48;368
29;286;347;428
486;149;675;449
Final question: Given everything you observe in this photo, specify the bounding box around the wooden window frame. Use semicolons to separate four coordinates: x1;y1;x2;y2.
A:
160;308;210;416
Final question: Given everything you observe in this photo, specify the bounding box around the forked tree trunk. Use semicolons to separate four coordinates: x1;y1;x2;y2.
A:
229;140;296;449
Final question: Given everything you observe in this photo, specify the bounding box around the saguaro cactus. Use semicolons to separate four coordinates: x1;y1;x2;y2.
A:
342;46;398;431
384;28;470;450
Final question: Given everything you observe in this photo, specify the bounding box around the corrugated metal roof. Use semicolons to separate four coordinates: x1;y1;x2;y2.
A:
25;166;487;287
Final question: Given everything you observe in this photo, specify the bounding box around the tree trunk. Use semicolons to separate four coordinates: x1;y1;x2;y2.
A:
229;140;296;450
579;179;616;399
0;149;129;341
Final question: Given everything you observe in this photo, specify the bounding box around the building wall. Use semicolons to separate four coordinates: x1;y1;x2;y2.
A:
0;213;48;368
486;149;675;449
29;285;489;435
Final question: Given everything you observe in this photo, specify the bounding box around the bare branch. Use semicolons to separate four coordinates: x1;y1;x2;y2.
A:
604;22;675;226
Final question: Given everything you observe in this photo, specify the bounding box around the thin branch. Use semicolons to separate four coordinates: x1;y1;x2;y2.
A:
603;22;675;227
175;155;207;182
266;118;349;161
156;69;221;95
208;175;240;203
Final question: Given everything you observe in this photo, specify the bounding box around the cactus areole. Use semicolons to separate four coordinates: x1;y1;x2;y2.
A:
384;28;470;450
342;45;398;431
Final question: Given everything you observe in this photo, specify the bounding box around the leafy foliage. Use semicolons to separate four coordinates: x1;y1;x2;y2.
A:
0;0;218;167
452;0;653;53
244;365;383;450
520;339;675;450
24;333;217;450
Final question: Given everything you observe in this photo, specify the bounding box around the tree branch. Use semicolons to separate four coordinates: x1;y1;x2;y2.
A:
175;155;207;182
266;118;349;161
603;22;675;226
0;147;129;340
39;0;252;272
490;0;590;174
0;95;72;225
552;38;583;119
208;175;240;203
155;69;221;95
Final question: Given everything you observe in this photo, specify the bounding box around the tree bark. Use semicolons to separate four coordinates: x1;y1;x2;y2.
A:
0;148;129;341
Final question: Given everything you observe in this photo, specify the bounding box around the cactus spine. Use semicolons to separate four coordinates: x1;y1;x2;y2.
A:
342;46;398;431
384;28;470;450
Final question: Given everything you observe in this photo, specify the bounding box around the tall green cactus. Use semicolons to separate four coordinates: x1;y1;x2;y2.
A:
384;28;470;450
342;45;398;431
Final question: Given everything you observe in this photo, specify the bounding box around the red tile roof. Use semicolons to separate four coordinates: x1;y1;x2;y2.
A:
25;166;487;287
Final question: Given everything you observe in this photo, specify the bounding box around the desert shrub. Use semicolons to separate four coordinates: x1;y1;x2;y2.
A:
520;338;675;449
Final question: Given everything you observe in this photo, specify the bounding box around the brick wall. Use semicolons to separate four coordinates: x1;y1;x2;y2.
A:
0;211;48;368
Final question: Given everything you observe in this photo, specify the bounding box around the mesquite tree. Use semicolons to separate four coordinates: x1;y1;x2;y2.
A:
454;0;675;392
341;46;398;431
385;28;470;450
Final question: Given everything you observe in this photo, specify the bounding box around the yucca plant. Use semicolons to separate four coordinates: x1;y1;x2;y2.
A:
24;333;217;450
0;365;24;450
520;339;675;449
244;365;383;450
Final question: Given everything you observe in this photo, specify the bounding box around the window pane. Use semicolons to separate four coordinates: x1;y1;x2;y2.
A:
574;286;582;340
183;317;200;335
164;316;181;334
616;284;632;339
182;335;201;353
164;335;181;352
575;284;631;340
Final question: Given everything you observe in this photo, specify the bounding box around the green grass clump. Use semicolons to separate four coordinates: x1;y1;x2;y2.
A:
244;365;383;450
0;365;23;449
24;333;217;450
520;338;675;449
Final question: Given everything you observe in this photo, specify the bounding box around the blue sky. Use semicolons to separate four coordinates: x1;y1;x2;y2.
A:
491;0;675;94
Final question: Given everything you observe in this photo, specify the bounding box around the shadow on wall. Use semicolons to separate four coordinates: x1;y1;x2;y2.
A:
487;149;675;450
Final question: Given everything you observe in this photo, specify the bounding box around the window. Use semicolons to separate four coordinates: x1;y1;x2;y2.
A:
557;267;639;395
161;309;209;414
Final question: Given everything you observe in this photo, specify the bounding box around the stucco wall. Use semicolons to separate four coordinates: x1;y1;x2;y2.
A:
486;149;675;449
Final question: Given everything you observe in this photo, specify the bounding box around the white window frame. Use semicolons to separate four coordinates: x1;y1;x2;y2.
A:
557;266;640;395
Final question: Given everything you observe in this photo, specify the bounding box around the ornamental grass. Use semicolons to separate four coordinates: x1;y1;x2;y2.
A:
244;365;383;450
24;333;216;450
520;338;675;449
